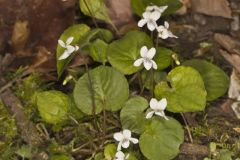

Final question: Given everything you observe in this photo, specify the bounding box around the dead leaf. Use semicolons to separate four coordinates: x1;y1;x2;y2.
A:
11;20;30;53
176;0;190;15
228;69;240;99
227;69;240;119
232;101;240;119
214;33;240;55
191;0;232;19
233;128;240;133
219;49;240;73
106;0;135;27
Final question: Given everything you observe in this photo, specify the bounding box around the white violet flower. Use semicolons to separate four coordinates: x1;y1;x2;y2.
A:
146;98;169;120
134;46;157;70
146;5;168;18
113;129;139;151
138;11;159;31
115;151;129;160
157;21;178;39
58;36;79;60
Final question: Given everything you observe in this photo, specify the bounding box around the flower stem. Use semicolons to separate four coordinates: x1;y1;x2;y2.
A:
156;37;159;48
151;68;154;97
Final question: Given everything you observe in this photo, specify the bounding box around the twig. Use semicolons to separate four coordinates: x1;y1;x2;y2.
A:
181;113;194;143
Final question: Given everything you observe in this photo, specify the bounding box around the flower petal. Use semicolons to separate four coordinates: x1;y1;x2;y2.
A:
151;60;157;69
143;60;152;70
138;19;148;27
146;111;155;119
150;11;160;21
155;111;165;117
66;36;74;45
146;6;154;11
115;151;125;158
159;29;169;39
158;6;168;13
146;48;156;59
164;21;169;29
143;11;151;19
130;137;139;144
140;46;148;57
147;22;156;31
66;45;75;54
58;40;66;48
121;140;130;149
114;132;124;141
150;98;159;109
59;50;71;60
117;141;122;151
168;31;178;38
158;98;167;110
75;45;79;51
134;58;144;67
123;129;131;139
156;26;165;32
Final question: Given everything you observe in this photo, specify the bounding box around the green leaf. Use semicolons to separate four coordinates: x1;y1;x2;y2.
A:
183;59;230;101
15;145;32;159
139;118;184;160
50;155;73;160
57;24;90;77
36;91;70;125
88;39;108;64
79;0;112;24
154;66;207;112
218;149;233;160
131;0;183;17
104;144;116;160
94;152;105;160
120;96;149;134
80;28;113;44
74;66;129;115
141;70;167;90
155;47;174;70
107;30;153;75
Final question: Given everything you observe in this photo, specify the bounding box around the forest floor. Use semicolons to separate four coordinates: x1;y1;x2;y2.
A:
0;0;240;159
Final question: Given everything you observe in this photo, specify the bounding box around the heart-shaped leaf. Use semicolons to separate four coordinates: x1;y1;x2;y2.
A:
74;66;129;115
88;39;108;64
154;47;174;70
139;118;184;160
131;0;183;17
79;0;112;24
141;70;167;90
57;24;90;77
154;66;207;112
120;96;149;134
107;30;153;75
80;28;113;45
183;59;230;101
36;91;70;125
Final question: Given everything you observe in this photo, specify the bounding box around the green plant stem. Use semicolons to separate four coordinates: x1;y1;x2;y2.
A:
84;63;98;133
137;72;144;94
151;68;154;97
156;37;159;48
151;31;154;39
102;100;107;144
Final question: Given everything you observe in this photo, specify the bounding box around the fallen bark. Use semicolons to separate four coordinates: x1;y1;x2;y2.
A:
180;143;210;156
0;89;43;146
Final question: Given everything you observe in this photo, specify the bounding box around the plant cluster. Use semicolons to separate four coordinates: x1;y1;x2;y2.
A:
32;0;230;159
